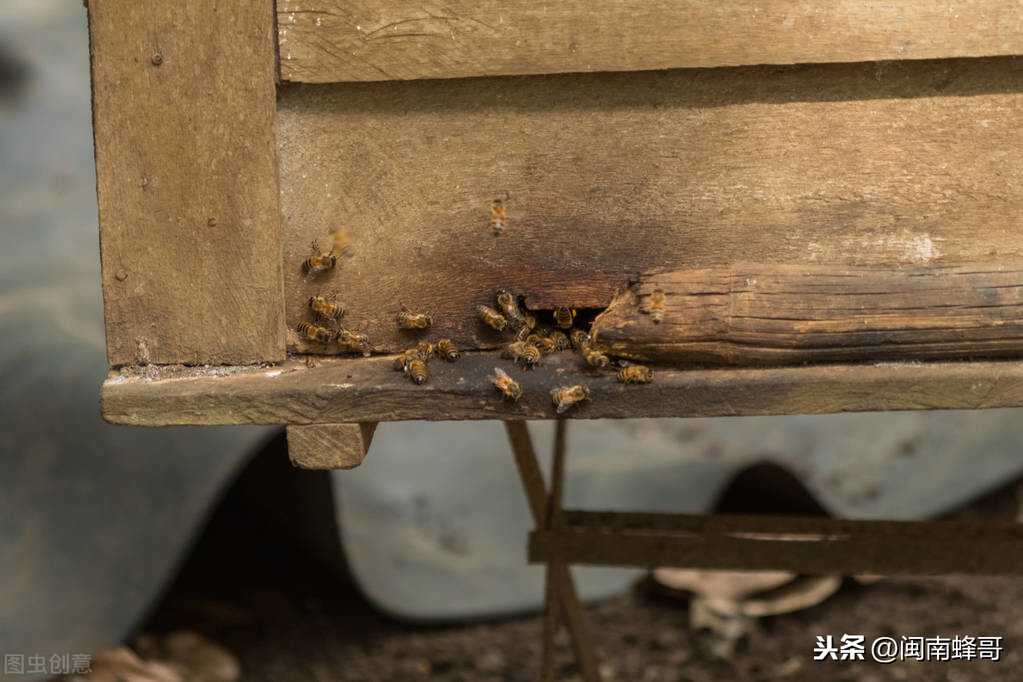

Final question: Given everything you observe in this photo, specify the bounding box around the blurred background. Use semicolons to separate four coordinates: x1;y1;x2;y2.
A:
3;2;1023;681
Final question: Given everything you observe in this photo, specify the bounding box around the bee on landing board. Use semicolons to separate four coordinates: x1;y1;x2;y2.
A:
436;338;460;361
492;367;522;401
551;384;590;414
396;305;433;329
394;349;419;372
490;198;507;236
308;294;344;321
503;341;542;370
477;304;507;332
407;358;428;385
302;241;337;277
335;329;371;355
296;322;333;344
548;330;570;352
648;289;665;324
526;334;556;355
581;344;610;368
570;329;591;350
416;341;435;360
618;364;654;384
553;306;576;329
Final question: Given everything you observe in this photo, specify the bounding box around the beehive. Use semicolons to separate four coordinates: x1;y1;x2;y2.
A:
90;2;1023;426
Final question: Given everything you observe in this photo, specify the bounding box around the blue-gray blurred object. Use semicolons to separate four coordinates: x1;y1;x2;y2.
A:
0;3;272;675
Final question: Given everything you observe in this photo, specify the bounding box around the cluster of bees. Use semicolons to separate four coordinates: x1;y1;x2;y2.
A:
392;304;461;384
295;232;370;356
477;288;654;414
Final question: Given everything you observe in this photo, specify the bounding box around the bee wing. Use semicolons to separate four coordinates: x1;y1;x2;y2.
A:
494;367;511;380
555;400;571;414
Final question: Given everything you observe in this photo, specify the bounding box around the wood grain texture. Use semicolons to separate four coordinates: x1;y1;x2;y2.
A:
286;422;377;469
101;354;1023;426
277;0;1023;83
592;263;1023;365
278;59;1023;355
530;525;1023;575
89;0;285;365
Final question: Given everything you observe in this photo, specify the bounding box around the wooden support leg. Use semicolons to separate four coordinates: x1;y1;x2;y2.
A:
505;421;600;682
286;422;378;469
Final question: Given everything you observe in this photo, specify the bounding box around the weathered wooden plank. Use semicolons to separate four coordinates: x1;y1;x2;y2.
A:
559;511;1023;542
591;263;1023;365
529;526;1023;575
277;0;1023;83
89;0;285;365
278;59;1023;355
101;354;1023;426
286;422;378;469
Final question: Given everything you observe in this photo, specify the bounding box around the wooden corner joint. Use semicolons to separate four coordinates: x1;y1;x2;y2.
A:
286;422;378;470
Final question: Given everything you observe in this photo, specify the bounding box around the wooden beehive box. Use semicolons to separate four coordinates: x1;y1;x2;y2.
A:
91;1;1023;436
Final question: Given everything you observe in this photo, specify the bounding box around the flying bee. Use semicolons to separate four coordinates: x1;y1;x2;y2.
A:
551;384;590;414
618;364;654;384
477;304;507;332
302;241;337;276
436;338;460;361
553;306;576;329
548;330;570;352
492;367;522;401
396;305;432;329
570;329;591;349
308;294;344;321
335;329;371;354
581;344;610;368
393;348;419;371
649;289;665;324
416;340;435;360
490;197;507;236
330;229;355;258
407;358;428;385
496;289;526;328
296;322;333;344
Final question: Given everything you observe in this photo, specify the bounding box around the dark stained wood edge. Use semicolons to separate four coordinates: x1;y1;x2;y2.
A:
101;352;1023;426
529;524;1023;575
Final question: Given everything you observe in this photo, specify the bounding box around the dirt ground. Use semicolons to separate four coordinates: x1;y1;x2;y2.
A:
134;449;1023;682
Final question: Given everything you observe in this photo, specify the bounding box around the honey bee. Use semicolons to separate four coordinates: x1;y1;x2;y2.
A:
407;358;428;384
305;355;317;368
553;306;576;329
581;343;610;368
396;305;433;329
393;349;419;371
523;313;537;331
477;304;507;332
335;329;371;354
496;289;527;328
618;364;654;384
308;294;344;321
502;341;542;369
649;289;665;324
436;338;460;361
330;229;355;258
416;340;435;360
490;198;507;236
527;335;556;355
302;241;336;276
549;330;570;352
570;329;591;349
514;325;532;342
296;322;333;343
492;367;522;401
551;384;590;414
